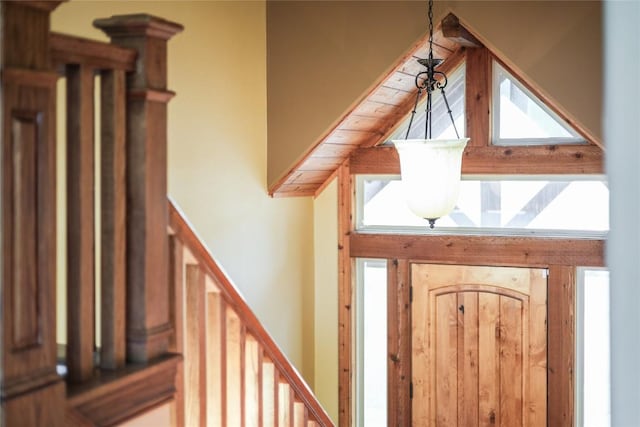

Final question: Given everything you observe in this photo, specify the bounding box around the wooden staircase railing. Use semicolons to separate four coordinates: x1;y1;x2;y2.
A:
168;201;334;427
50;13;184;426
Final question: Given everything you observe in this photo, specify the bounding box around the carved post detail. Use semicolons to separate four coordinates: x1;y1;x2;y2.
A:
94;15;183;363
0;1;66;426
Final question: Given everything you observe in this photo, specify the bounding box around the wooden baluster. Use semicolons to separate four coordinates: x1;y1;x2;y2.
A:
263;356;277;427
66;63;96;383
185;264;206;427
94;14;183;363
293;401;307;427
207;290;224;427
169;235;185;426
278;382;293;427
1;2;66;424
100;68;126;370
226;307;243;426
245;335;262;427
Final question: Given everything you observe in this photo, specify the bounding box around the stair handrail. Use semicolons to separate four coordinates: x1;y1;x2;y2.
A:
168;199;334;426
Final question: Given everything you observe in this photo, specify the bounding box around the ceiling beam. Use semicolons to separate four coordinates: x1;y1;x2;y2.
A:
441;13;482;48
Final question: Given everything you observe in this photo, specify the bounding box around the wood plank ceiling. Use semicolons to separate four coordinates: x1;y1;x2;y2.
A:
269;15;471;197
268;14;603;197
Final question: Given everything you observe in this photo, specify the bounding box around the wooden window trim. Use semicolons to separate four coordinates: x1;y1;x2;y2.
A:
339;163;604;426
350;233;604;269
339;33;604;427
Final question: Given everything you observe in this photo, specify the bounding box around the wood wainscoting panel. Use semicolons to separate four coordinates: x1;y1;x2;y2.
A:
2;74;61;410
1;3;65;425
9;109;41;351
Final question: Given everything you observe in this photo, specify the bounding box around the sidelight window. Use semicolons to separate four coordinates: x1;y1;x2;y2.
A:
355;259;387;427
576;268;611;427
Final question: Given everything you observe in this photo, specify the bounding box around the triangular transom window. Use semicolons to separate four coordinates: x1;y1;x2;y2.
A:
492;61;585;145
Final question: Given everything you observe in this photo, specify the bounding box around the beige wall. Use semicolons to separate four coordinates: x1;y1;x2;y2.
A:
313;178;339;423
52;0;315;383
267;0;602;187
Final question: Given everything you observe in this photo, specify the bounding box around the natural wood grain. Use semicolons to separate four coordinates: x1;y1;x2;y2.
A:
387;259;411;427
1;3;65;426
499;296;524;426
100;68;127;371
294;401;307;427
169;203;334;426
298;156;343;172
435;293;458;426
220;298;229;427
547;265;575;427
349;144;604;175
263;358;277;427
478;292;500;426
269;15;601;196
50;32;136;72
411;266;430;427
466;47;491;147
351;233;604;268
185;265;206;427
441;13;482;48
458;292;479;426
207;291;224;427
528;269;548;427
3;80;63;422
2;1;53;69
168;236;185;427
245;334;262;427
337;161;354;427
268;24;465;197
67;353;180;426
226;307;243;427
325;129;380;146
311;143;358;159
3;382;66;427
278;382;292;427
10;110;39;350
412;264;547;427
96;15;182;362
66;63;96;384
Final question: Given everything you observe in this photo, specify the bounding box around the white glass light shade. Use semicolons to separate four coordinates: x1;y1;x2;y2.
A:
392;138;469;222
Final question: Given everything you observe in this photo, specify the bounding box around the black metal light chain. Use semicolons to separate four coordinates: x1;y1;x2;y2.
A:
404;0;461;140
428;0;434;62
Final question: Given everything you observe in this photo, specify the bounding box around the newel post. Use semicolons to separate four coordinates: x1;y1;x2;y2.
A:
1;1;66;425
95;15;183;362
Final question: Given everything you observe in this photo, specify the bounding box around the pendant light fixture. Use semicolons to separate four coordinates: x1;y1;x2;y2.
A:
392;0;468;229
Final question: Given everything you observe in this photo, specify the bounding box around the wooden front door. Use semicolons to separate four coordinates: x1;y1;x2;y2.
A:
411;264;547;426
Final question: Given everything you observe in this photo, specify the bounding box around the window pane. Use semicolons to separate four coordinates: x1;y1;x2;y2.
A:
577;269;611;427
358;176;609;235
493;61;585;145
356;259;387;427
386;64;465;142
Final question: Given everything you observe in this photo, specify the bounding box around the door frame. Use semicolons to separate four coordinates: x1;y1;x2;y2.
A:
338;162;606;427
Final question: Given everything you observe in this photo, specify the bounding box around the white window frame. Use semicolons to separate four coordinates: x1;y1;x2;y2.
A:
492;61;586;146
354;258;387;427
355;174;609;239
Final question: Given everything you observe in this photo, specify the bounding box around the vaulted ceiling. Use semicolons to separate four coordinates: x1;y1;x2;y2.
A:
268;7;603;198
269;16;470;197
